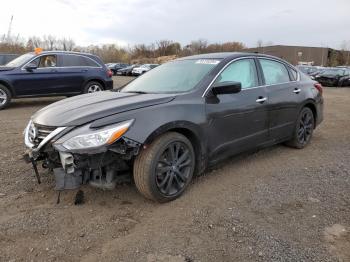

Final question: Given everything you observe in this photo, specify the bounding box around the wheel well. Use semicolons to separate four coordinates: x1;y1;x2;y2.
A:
0;81;14;97
86;79;105;88
304;103;317;127
145;127;206;175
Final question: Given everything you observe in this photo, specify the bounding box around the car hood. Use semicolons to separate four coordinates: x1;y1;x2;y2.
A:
0;66;15;72
32;91;176;127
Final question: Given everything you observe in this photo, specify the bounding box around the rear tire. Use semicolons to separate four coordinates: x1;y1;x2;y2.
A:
285;107;314;149
83;81;104;94
133;132;195;202
0;84;11;110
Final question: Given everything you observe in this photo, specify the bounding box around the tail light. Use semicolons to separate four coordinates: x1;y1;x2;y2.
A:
107;69;113;78
314;83;323;95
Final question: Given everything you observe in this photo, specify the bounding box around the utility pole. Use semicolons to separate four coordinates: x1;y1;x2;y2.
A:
6;15;13;42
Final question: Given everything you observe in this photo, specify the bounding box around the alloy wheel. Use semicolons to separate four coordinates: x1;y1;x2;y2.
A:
155;141;194;196
0;89;7;105
87;84;102;93
297;110;313;144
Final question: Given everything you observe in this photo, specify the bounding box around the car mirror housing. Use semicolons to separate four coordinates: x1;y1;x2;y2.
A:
211;81;242;95
25;63;38;71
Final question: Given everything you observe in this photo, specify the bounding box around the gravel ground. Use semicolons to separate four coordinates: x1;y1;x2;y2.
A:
0;77;349;262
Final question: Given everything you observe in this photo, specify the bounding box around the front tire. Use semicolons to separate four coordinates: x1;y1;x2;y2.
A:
83;81;104;94
285;107;315;149
133;132;195;202
0;84;11;110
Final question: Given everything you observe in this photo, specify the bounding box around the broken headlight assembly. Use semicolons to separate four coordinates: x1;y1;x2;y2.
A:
60;119;134;150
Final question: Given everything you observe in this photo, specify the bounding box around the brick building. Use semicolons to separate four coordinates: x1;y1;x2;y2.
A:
243;45;350;66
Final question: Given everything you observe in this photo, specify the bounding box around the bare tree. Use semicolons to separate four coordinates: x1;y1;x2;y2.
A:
43;35;57;50
188;39;208;55
257;39;263;48
60;38;75;51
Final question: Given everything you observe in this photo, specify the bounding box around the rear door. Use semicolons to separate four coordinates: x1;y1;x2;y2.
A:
205;58;269;162
13;55;61;96
258;58;300;141
55;54;99;93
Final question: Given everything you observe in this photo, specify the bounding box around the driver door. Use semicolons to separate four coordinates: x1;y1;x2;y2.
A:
205;58;269;163
13;55;61;96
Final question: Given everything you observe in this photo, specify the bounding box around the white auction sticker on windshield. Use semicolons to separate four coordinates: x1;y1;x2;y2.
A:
195;59;220;65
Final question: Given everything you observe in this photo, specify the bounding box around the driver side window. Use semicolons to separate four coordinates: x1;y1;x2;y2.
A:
38;55;57;68
214;59;258;89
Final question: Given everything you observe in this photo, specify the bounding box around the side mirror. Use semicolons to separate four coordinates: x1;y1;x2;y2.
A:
211;81;242;95
25;63;38;71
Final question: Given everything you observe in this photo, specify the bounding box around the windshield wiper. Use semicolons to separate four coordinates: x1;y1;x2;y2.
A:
124;91;149;94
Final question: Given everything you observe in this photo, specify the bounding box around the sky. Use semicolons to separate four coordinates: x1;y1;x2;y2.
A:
0;0;349;49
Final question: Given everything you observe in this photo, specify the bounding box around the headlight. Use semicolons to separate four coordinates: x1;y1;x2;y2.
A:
62;120;134;150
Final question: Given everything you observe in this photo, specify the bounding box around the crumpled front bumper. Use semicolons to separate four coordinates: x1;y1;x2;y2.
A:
23;121;81;189
24;120;67;159
24;121;141;191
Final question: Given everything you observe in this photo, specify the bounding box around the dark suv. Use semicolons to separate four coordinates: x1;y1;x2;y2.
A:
0;51;113;109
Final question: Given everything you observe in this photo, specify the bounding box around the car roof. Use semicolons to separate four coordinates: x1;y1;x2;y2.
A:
177;52;287;62
31;50;97;58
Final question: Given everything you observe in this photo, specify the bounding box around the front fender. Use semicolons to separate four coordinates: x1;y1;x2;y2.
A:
0;79;15;96
118;101;206;144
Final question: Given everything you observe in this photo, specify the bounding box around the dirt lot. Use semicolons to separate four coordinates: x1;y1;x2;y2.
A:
0;77;349;262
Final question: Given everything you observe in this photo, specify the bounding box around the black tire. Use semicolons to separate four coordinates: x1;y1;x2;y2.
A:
285;107;315;149
83;81;104;94
0;84;11;110
133;132;195;202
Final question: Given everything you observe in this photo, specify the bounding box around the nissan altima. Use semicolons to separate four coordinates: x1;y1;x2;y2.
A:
24;52;324;202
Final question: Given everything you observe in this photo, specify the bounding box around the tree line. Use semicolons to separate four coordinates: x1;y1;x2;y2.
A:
1;35;349;66
0;36;245;63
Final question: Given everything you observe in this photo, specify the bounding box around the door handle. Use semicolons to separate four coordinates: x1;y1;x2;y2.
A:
293;88;301;94
256;97;267;103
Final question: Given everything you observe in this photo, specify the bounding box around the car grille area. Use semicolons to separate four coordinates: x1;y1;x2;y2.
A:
29;123;56;147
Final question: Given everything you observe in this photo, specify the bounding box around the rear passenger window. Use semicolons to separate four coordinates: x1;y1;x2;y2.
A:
214;59;258;89
259;59;291;85
61;55;100;67
81;56;100;67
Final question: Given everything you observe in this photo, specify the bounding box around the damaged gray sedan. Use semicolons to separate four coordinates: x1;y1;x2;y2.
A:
24;53;323;202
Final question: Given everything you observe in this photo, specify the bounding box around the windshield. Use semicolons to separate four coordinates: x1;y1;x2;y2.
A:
122;59;220;94
322;69;344;76
6;53;35;67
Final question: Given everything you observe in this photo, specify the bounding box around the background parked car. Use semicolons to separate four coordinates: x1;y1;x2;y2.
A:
0;54;19;65
132;64;159;76
0;51;113;109
296;65;327;80
107;63;129;75
116;64;140;76
314;68;350;87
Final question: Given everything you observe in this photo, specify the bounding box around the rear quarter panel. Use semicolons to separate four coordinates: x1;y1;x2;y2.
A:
298;78;324;126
